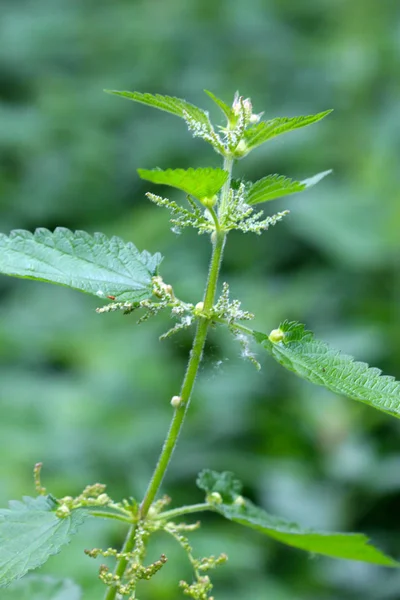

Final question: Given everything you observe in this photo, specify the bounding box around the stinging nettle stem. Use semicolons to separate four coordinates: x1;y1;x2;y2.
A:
139;229;226;519
103;157;233;600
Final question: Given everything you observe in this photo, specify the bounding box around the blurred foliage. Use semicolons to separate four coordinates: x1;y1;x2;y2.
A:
1;0;400;598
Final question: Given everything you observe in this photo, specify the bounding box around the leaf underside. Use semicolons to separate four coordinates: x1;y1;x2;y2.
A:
247;170;332;205
253;321;400;418
0;496;89;587
105;90;211;127
244;109;333;150
197;470;398;566
138;167;228;200
2;575;82;600
0;228;162;303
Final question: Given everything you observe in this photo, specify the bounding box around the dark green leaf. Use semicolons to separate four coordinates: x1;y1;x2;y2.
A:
247;170;332;205
138;167;228;200
0;228;162;303
198;471;398;565
0;496;89;587
253;321;400;418
2;575;82;600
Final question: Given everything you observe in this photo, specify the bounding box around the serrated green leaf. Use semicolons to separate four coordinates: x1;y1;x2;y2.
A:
105;90;211;127
244;109;333;151
138;167;228;200
253;321;400;418
0;228;162;303
197;470;398;566
0;496;90;587
204;90;233;121
197;469;242;503
247;170;332;205
2;575;82;600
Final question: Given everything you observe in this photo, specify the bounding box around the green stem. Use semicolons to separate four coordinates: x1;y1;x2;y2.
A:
157;502;211;521
102;157;233;600
218;156;234;220
103;524;137;600
88;510;133;524
139;229;226;518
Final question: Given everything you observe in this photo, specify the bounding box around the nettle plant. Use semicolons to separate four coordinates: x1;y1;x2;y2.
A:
0;89;399;600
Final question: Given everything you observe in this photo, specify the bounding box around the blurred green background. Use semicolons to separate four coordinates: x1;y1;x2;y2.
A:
1;0;400;598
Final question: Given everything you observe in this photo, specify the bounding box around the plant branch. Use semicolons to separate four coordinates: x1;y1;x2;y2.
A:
157;502;212;521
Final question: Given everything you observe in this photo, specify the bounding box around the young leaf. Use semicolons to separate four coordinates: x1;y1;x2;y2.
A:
0;496;89;587
204;90;233;121
105;90;211;127
253;321;400;418
247;170;332;205
0;228;162;303
2;575;82;600
197;470;398;566
138;167;228;201
244;109;333;151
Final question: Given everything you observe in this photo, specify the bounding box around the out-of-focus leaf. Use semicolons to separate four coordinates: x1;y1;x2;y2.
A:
2;575;82;600
197;471;398;565
0;496;89;587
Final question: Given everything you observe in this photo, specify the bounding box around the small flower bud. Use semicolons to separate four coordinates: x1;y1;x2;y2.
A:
268;328;285;343
56;504;71;518
171;395;182;408
233;495;246;507
148;505;159;518
207;492;223;504
249;112;263;124
97;494;109;504
201;195;217;209
195;301;204;312
242;97;253;115
232;140;249;158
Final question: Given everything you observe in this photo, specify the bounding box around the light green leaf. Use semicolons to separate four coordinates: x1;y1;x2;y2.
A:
0;228;162;303
138;167;228;200
2;575;82;600
105;90;211;127
247;170;332;205
197;470;398;566
204;90;233;121
253;321;400;418
244;109;333;151
0;496;89;587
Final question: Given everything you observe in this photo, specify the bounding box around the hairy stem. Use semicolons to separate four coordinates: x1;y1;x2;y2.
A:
139;229;226;518
102;158;232;600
